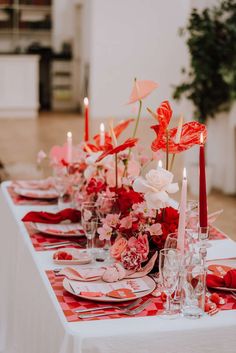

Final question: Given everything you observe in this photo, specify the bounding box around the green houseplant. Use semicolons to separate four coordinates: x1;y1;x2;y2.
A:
173;0;236;123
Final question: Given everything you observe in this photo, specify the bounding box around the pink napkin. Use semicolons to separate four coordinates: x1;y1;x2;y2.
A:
60;267;105;281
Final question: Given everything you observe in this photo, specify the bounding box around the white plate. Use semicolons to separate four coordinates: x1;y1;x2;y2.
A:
31;222;84;237
14;186;58;200
63;275;156;302
53;248;92;265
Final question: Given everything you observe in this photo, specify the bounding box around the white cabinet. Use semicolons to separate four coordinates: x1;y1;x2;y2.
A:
0;55;39;118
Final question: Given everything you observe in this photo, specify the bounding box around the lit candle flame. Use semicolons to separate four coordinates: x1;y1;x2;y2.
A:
67;131;72;138
183;167;187;179
84;97;89;106
158;160;163;168
200;132;204;144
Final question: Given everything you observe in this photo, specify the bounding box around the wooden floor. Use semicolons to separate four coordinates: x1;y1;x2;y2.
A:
0;112;235;239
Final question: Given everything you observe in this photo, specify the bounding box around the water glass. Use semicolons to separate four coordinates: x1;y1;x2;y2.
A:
182;265;205;319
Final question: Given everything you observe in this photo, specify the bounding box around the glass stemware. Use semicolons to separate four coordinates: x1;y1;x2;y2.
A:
159;248;181;318
82;218;98;255
52;166;70;210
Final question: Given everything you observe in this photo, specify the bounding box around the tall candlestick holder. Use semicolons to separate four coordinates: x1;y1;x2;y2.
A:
198;226;210;313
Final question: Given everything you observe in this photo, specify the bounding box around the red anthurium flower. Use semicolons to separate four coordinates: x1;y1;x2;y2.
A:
86;119;134;152
156;100;173;129
96;138;138;162
150;100;173;150
151;121;207;153
113;118;134;138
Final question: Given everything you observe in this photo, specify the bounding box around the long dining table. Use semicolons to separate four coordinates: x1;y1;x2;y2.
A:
0;181;236;353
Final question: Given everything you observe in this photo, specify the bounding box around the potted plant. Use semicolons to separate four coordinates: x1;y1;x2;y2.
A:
173;0;236;195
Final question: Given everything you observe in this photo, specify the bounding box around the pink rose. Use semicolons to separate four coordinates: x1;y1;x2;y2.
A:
121;249;142;271
127;234;149;261
110;237;128;260
103;214;120;228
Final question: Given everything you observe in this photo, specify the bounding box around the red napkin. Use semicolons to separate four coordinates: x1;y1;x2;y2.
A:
22;208;81;224
206;269;236;289
224;269;236;288
206;274;225;288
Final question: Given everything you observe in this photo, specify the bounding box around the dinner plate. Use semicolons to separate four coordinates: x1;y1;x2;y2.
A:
53;248;92;265
63;275;156;302
207;258;236;292
31;222;84;237
14;186;58;200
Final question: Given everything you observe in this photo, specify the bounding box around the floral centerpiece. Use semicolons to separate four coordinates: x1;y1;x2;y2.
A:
39;79;207;275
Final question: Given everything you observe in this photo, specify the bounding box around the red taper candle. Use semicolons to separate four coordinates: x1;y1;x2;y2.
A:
84;97;89;142
199;132;208;227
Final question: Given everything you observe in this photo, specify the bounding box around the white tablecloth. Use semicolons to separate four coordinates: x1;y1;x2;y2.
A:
1;181;236;353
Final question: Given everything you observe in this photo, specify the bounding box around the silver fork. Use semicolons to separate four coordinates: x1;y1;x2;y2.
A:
75;298;142;314
43;241;85;249
78;299;152;319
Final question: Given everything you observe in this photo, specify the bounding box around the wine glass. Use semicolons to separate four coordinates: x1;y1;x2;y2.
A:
52;166;70;210
159;248;181;318
81;201;98;223
82;218;98;255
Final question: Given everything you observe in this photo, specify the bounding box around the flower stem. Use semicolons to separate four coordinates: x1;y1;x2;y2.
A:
123;99;142;178
115;153;118;189
165;130;169;170
170;154;176;172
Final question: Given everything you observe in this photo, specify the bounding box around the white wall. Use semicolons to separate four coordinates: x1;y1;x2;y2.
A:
89;0;191;119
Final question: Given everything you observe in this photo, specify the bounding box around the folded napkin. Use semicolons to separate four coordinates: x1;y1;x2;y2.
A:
22;208;81;224
206;269;236;289
60;267;105;281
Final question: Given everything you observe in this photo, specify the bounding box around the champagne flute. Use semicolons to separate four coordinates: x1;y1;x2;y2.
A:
53;166;69;210
159;248;181;318
82;218;98;255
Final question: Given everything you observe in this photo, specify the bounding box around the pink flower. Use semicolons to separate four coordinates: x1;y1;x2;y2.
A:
121;249;142;271
103;214;120;228
127;159;140;177
120;215;133;229
148;223;162;236
97;224;113;241
132;202;156;218
110;237;128;260
127;79;158;104
127;234;149;261
37;150;47;164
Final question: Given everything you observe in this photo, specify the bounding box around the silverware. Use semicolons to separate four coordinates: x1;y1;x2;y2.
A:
43;241;86;249
75;298;142;314
78;298;152;319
